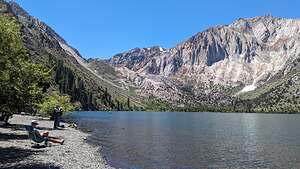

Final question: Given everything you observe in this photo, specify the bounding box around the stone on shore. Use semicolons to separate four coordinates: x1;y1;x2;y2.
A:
0;115;114;169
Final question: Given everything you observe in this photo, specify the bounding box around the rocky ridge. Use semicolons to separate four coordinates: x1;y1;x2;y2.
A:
3;0;300;112
99;16;300;108
0;0;144;110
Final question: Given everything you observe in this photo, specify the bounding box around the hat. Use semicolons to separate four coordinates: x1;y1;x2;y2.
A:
31;120;39;125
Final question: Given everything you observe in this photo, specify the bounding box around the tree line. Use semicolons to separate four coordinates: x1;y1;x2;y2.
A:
0;15;133;124
53;59;132;111
0;16;50;122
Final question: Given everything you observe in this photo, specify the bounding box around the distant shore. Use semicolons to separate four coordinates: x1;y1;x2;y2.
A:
74;110;300;114
0;114;114;169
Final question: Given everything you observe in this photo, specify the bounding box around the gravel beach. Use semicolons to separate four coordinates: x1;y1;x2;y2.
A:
0;114;114;169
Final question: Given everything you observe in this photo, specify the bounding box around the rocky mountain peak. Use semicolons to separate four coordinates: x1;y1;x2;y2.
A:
103;16;300;102
0;0;70;46
233;15;278;25
107;46;166;71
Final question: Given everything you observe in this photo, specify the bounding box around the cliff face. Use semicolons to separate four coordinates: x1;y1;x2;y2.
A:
101;16;300;105
3;0;300;111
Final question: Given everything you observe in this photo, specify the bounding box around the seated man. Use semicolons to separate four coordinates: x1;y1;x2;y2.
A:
31;120;64;145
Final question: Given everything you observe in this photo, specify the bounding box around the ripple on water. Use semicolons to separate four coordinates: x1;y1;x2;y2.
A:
66;111;300;169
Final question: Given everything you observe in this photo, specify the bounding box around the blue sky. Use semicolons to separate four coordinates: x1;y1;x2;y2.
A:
14;0;300;59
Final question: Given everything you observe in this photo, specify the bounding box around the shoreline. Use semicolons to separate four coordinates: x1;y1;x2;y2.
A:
70;110;300;115
0;114;114;169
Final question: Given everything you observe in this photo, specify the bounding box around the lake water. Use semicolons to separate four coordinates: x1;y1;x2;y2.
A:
65;111;300;169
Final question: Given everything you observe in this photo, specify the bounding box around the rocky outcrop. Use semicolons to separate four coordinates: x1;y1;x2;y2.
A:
103;16;300;104
4;0;300;110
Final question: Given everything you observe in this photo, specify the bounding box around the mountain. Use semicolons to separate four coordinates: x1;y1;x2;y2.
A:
0;0;144;110
90;16;300;112
2;0;300;112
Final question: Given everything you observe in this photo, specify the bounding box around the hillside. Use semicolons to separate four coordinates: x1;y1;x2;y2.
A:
91;16;300;112
2;0;300;112
0;0;143;111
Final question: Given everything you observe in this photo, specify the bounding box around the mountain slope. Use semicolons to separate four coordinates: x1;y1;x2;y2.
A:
3;0;300;112
94;16;300;112
0;0;143;110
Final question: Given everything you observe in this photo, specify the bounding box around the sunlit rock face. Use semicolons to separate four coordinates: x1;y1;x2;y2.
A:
103;16;300;102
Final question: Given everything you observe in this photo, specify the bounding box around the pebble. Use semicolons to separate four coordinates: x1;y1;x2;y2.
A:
0;115;114;169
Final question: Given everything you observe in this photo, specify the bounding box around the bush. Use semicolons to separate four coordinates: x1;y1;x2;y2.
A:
37;91;80;117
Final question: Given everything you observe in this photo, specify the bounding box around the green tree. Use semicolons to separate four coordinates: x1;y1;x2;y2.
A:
0;16;50;120
37;91;80;117
127;97;131;110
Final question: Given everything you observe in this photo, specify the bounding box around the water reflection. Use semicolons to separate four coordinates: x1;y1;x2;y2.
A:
66;112;300;169
242;114;259;148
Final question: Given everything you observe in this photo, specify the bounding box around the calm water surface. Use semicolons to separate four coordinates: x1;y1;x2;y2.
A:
65;111;300;169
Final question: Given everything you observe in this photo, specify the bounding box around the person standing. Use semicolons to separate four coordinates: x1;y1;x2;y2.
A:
57;106;63;127
53;105;60;129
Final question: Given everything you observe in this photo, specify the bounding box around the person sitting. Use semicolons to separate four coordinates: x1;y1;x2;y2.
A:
31;120;64;145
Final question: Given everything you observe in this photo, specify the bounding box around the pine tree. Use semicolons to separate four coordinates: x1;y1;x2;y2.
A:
127;97;130;110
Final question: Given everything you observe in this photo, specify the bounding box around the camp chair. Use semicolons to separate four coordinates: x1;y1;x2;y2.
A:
24;125;50;147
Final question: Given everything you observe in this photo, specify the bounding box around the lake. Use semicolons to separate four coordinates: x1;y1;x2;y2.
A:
65;111;300;169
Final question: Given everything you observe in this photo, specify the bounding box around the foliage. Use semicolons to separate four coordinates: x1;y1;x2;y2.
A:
54;59;99;110
53;59;137;111
37;91;80;117
144;99;173;111
0;16;50;115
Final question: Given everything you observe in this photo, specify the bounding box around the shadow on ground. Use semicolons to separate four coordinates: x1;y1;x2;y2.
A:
0;163;60;169
0;132;28;141
0;123;54;131
0;147;44;165
0;123;25;131
0;147;60;169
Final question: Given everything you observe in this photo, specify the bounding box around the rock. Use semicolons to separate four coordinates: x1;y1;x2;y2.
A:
0;115;113;169
99;16;300;105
